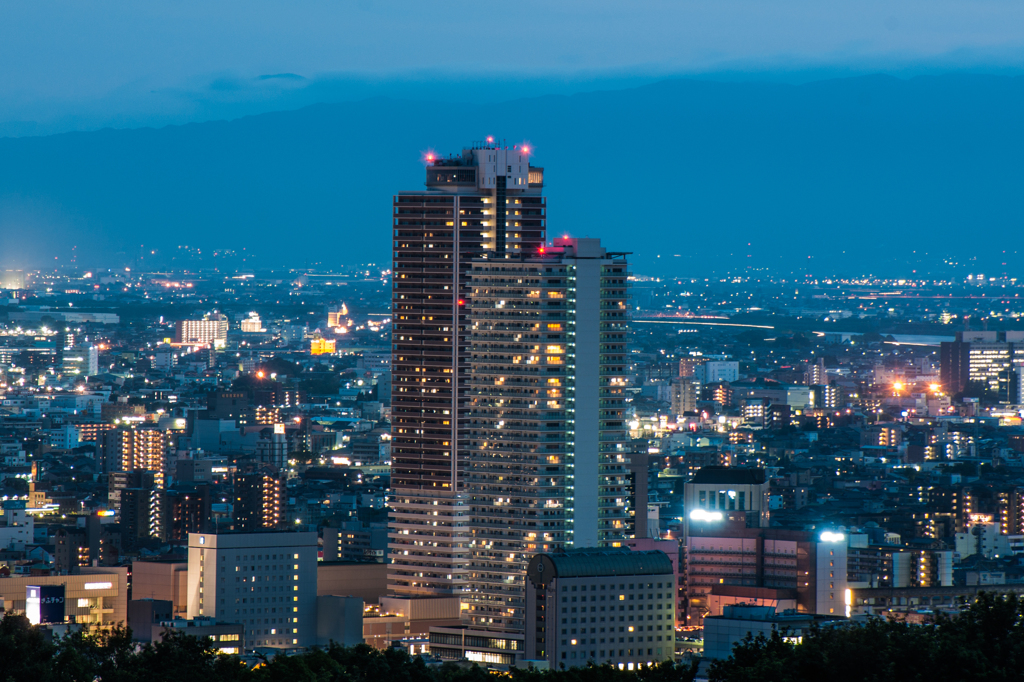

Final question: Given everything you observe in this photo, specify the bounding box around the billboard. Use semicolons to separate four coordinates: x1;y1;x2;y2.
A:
26;585;65;625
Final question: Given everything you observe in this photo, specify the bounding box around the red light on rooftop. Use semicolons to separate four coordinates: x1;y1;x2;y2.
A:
539;247;546;253
486;136;494;143
522;146;530;154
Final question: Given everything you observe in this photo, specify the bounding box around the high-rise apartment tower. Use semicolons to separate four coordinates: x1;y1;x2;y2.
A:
464;237;632;634
389;142;546;597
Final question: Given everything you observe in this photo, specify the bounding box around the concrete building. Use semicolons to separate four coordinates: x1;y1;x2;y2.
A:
0;501;34;550
682;466;770;539
524;548;675;669
702;605;844;661
671;378;701;416
186;531;318;649
364;596;463;650
892;548;955;587
233;471;282;532
154;617;245;654
463;237;631;636
317;562;389;605
53;514;120;574
316;595;364;647
694;361;739;384
0;567;128;626
389;141;546;599
132;559;188;616
175;313;229;348
685;522;848;624
940;331;1024;396
323;522;388;563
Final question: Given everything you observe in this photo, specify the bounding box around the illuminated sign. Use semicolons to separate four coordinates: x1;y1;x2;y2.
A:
83;582;112;590
819;531;846;543
26;585;64;625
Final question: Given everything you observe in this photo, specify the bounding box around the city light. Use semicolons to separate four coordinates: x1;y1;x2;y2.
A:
689;509;724;522
819;531;846;543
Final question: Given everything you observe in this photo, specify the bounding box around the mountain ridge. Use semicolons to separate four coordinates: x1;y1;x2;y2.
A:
1;73;1022;276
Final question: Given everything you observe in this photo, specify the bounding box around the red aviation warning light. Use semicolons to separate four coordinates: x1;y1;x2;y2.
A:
539;247;545;254
458;299;466;306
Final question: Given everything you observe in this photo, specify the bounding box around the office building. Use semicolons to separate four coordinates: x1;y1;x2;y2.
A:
463;237;631;635
524;548;675;669
186;531;318;649
132;559;189;616
233;471;283;532
149;615;245;654
685;522;848;624
940;331;1024;396
682;466;770;539
175;313;229;348
62;344;99;377
694;361;739;384
0;567;128;626
702;605;843;662
389;141;546;598
323;521;388;563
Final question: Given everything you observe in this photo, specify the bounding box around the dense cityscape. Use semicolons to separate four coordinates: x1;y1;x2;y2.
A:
0;140;1023;681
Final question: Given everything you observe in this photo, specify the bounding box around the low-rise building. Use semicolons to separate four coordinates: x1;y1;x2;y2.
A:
524;548;676;670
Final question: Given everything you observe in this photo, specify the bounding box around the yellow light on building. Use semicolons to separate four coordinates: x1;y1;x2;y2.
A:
310;338;336;355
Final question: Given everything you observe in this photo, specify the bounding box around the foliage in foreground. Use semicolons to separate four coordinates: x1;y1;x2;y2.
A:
709;592;1024;682
14;593;1024;682
0;614;695;682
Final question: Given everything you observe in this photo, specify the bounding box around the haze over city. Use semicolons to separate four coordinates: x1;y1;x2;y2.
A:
1;3;1024;681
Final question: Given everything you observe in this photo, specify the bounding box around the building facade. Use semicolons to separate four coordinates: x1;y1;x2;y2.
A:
175;313;229;347
463;237;631;635
233;472;283;532
940;331;1024;397
524;549;675;669
186;531;318;649
389;142;546;598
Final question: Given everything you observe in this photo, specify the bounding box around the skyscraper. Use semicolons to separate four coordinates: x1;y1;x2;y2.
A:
389;142;546;597
464;237;631;635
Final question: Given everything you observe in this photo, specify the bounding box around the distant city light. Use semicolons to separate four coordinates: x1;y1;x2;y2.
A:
819;531;846;543
689;509;724;522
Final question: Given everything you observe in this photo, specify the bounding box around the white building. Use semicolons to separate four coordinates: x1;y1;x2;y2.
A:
239;313;265;333
955;522;1023;559
0;503;34;550
187;531;318;649
47;424;80;450
175;313;229;348
462;237;631;635
695;361;739;384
